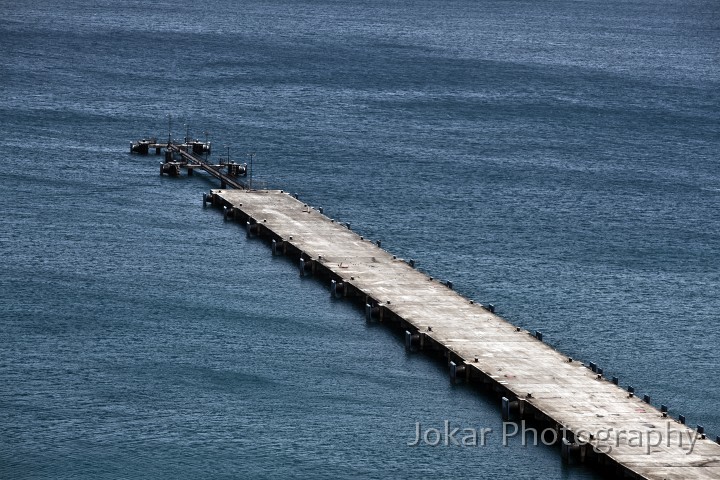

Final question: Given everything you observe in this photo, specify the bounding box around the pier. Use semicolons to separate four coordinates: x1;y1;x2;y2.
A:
148;145;720;479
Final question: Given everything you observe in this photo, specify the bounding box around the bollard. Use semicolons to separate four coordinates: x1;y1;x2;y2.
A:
409;259;415;268
319;207;323;214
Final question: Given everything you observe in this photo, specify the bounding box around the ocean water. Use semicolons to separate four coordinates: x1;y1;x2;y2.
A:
1;0;718;478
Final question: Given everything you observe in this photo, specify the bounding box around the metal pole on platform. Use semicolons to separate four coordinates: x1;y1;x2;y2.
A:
247;152;255;190
204;131;210;160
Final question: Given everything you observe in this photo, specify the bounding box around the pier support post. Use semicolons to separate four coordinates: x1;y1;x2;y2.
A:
405;330;421;351
300;258;314;276
272;239;285;256
246;221;259;237
501;397;520;421
330;279;345;298
365;303;381;321
561;438;583;463
449;361;466;384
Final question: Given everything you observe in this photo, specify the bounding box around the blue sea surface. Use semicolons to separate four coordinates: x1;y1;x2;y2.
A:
1;0;718;478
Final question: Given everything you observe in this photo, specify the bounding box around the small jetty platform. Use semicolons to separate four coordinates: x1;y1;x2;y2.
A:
142;142;720;479
131;139;248;185
130;137;211;156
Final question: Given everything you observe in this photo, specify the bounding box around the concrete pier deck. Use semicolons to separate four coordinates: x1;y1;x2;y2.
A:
208;188;720;479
